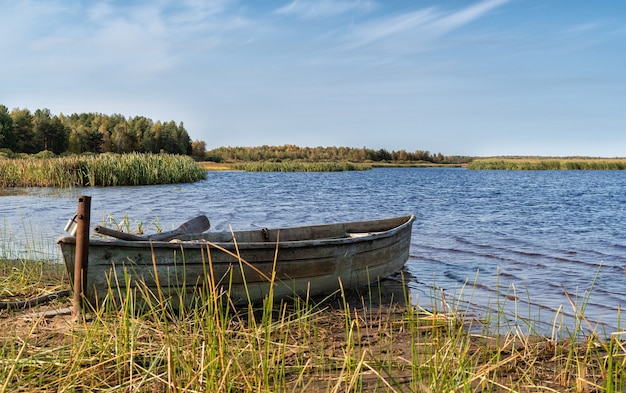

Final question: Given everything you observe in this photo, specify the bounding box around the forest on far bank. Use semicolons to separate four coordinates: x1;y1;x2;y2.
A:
0;105;201;157
204;145;471;165
0;105;470;165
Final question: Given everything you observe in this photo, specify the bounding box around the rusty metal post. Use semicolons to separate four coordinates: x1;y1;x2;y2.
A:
73;195;91;318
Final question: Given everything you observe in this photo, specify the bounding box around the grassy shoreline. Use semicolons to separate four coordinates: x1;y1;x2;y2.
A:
0;258;624;392
0;153;206;187
199;160;465;172
5;155;626;186
230;161;372;172
468;158;626;170
202;157;626;172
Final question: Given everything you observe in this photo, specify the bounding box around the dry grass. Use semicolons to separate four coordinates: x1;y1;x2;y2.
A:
197;161;235;171
0;259;624;392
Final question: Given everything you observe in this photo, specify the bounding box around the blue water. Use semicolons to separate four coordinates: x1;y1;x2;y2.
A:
1;168;625;335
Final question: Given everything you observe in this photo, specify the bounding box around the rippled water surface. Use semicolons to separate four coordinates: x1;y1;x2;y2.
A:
2;168;625;334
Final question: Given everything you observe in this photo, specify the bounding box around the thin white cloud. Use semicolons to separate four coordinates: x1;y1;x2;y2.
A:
565;22;601;34
342;8;437;49
424;0;511;36
275;0;377;19
168;0;234;24
341;0;511;51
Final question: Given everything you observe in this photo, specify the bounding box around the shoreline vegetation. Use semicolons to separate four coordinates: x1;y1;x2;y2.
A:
199;159;466;172
2;103;626;176
199;146;626;172
4;154;626;189
0;153;206;187
0;256;624;391
230;161;372;172
467;158;626;170
1;146;626;188
2;153;626;189
200;157;626;173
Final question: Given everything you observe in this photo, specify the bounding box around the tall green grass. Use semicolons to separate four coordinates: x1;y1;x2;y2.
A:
231;161;372;172
0;153;206;187
468;158;626;170
0;249;624;391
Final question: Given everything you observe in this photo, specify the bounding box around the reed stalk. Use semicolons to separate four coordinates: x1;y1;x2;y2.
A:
0;244;625;391
468;158;626;170
0;153;206;187
230;161;372;172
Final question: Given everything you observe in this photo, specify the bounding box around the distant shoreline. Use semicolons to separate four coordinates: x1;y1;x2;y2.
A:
466;157;626;170
200;157;626;171
198;161;466;171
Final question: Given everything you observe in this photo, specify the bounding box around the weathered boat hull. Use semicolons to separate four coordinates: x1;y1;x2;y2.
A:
57;215;415;308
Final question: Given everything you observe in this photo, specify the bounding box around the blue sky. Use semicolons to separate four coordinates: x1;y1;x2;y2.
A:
1;0;625;156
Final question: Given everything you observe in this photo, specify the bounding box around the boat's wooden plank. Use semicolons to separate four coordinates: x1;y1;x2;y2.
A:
58;215;415;308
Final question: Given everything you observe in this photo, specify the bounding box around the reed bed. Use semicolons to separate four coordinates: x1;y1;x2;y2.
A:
468;158;626;170
200;161;461;172
0;153;206;187
1;252;625;392
230;161;372;172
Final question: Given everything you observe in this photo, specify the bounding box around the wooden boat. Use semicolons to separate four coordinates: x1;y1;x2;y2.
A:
57;215;415;308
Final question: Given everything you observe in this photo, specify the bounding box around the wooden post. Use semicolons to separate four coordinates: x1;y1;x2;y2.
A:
73;195;91;318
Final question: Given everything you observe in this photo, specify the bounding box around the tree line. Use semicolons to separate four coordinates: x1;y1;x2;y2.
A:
0;104;468;164
205;144;471;165
0;105;197;157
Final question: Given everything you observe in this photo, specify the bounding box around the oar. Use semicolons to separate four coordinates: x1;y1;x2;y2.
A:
94;226;145;241
94;215;210;241
148;215;210;241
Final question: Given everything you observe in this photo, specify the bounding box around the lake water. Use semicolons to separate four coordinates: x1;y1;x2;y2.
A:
1;168;625;336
